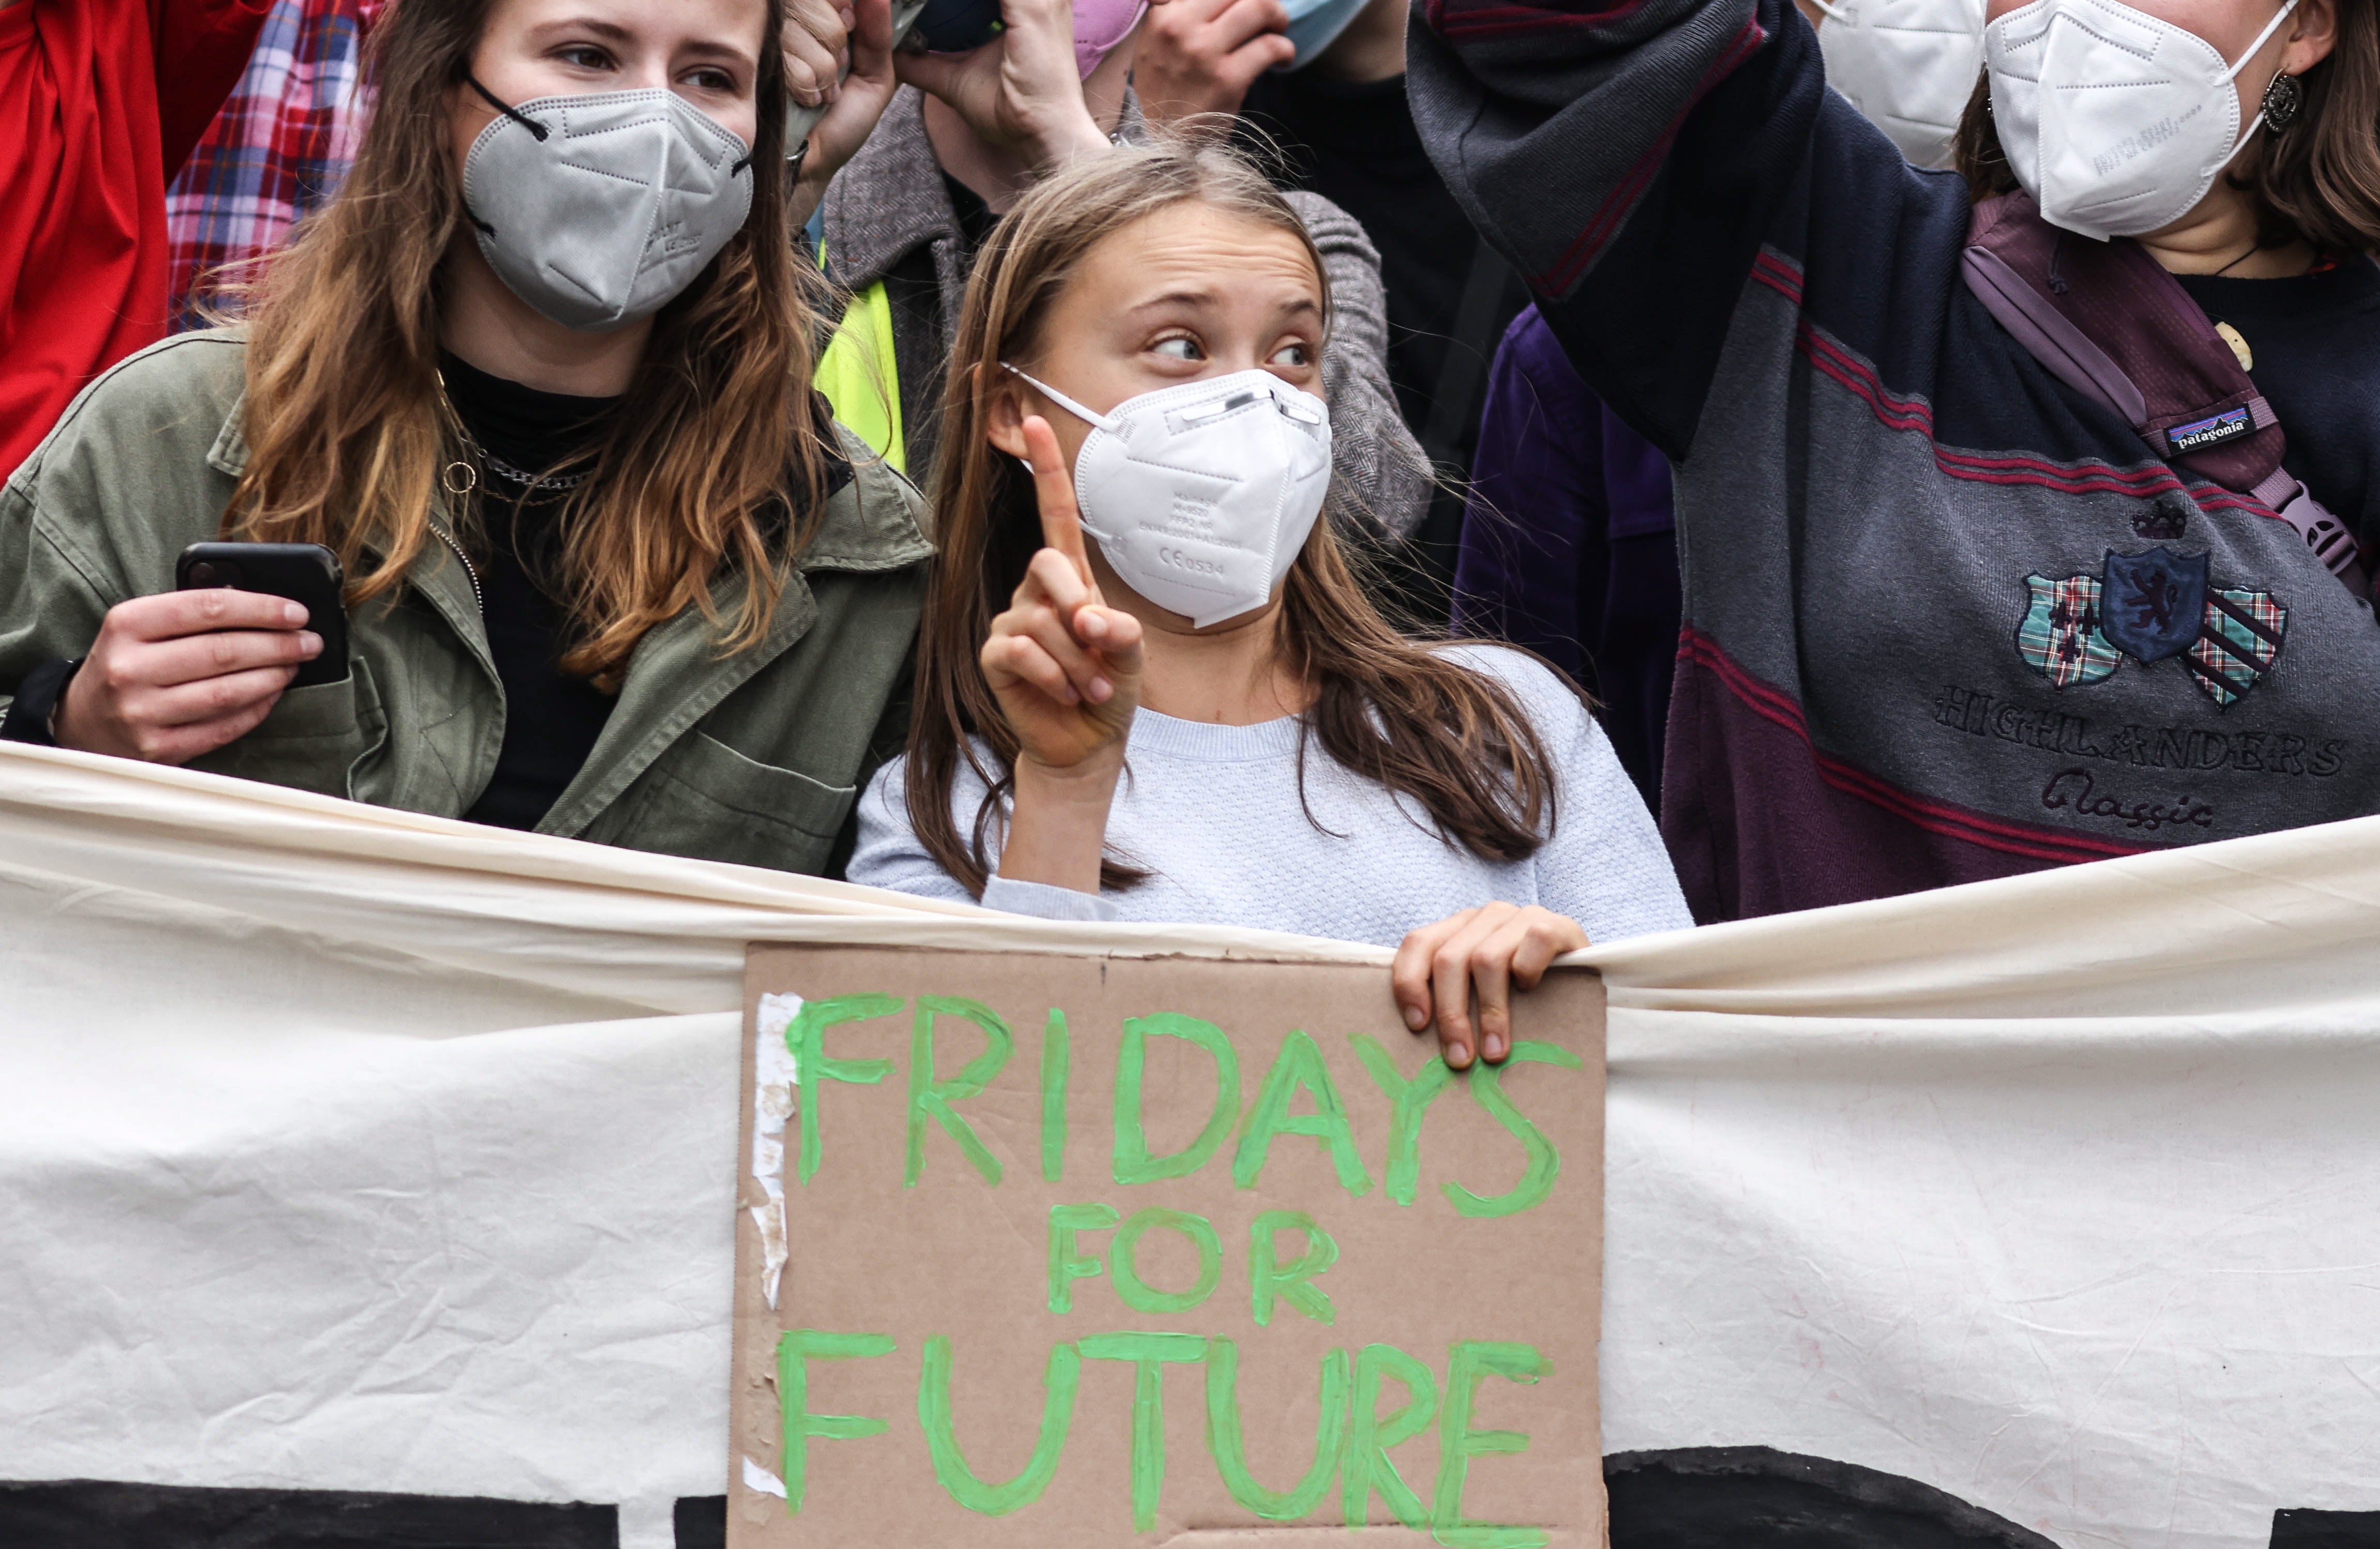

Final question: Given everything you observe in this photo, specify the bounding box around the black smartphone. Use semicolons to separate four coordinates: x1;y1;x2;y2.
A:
174;542;350;689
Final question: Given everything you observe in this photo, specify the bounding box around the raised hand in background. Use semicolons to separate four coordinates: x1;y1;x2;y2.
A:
783;0;905;227
891;0;1113;170
1132;0;1293;128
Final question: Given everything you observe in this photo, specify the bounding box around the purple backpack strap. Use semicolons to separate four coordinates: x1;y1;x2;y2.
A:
1961;192;2368;598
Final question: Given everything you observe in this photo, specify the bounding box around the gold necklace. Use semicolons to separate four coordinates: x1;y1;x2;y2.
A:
431;372;482;499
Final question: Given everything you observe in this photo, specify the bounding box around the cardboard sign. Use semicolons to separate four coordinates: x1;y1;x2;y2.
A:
730;944;1606;1549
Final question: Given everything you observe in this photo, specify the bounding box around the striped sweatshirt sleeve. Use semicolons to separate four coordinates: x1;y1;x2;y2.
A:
1406;0;1829;457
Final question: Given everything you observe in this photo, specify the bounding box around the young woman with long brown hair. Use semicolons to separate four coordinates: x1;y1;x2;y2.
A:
848;142;1691;1066
0;0;927;875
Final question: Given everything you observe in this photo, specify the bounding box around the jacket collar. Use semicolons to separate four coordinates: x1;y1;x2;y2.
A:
821;88;958;293
538;431;930;836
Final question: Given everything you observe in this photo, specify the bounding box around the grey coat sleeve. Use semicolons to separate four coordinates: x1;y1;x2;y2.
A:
1284;190;1436;543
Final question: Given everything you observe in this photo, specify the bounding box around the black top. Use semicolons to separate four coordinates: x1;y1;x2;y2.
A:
2176;255;2380;544
1235;68;1525;458
1233;68;1528;619
439;351;621;832
940;170;1002;257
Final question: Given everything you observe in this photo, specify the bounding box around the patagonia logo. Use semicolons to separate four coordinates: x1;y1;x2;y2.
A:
2165;407;2253;453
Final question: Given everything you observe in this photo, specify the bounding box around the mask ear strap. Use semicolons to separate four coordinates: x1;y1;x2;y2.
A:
2203;0;2302;174
2221;0;2300;85
469;76;551;141
999;364;1120;433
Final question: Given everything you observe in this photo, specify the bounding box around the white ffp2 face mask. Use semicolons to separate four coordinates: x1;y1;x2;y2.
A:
1813;0;1987;170
462;80;754;332
1004;366;1333;628
1985;0;2298;240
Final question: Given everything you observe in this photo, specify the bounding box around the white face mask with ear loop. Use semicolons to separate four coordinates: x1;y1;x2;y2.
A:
1810;0;1988;170
1000;365;1334;629
1985;0;2301;240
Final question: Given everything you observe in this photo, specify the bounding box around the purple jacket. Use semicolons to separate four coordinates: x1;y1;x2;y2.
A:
1453;305;1679;806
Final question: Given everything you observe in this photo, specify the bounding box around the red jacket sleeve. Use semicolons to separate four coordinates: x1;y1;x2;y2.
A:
149;0;274;180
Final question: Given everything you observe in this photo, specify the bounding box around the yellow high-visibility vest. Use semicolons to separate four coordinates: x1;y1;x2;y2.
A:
814;273;906;476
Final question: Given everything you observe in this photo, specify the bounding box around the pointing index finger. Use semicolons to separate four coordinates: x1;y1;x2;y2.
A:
1020;415;1092;585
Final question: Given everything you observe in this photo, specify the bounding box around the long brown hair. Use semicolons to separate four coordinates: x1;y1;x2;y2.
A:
905;140;1568;896
222;0;833;689
1955;0;2380;252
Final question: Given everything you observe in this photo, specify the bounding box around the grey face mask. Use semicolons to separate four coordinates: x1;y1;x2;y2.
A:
461;78;754;332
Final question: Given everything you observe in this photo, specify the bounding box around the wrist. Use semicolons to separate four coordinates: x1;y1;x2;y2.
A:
1013;748;1124;803
1022;105;1112;169
792;151;832;227
1001;748;1121;896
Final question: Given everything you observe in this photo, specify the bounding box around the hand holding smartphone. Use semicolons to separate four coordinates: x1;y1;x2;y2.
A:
175;543;349;688
47;543;346;764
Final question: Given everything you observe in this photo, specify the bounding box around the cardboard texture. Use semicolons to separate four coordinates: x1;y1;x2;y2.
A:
731;945;1606;1549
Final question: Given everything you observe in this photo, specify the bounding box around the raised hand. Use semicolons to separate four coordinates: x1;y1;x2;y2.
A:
785;0;903;228
1389;903;1592;1070
1133;0;1295;128
781;0;852;112
892;0;1111;170
981;415;1145;776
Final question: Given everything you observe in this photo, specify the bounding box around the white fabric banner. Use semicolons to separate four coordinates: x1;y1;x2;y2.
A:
4;742;2378;1547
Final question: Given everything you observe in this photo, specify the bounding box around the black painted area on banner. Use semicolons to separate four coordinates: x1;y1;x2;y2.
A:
1606;1447;2060;1549
672;1496;725;1549
2273;1510;2380;1547
1610;1449;2380;1549
8;1466;2370;1545
0;1480;617;1549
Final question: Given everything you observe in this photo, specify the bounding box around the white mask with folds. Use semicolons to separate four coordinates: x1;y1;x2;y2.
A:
1985;0;2299;239
1004;366;1333;628
1815;0;1988;170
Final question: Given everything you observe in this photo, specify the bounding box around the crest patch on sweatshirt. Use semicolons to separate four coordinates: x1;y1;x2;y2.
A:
2016;550;2287;706
2015;574;2120;689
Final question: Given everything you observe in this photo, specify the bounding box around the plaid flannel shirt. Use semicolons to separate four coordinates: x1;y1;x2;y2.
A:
165;0;377;329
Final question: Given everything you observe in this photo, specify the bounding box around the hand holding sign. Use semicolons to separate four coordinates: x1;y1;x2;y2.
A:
1393;901;1593;1071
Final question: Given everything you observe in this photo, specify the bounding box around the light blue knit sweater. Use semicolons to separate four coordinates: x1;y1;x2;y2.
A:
848;646;1692;948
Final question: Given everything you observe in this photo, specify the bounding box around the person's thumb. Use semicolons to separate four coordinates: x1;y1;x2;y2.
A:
1094;608;1146;706
892;47;964;100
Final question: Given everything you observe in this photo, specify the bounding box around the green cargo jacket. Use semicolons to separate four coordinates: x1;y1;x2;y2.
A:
0;330;934;877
